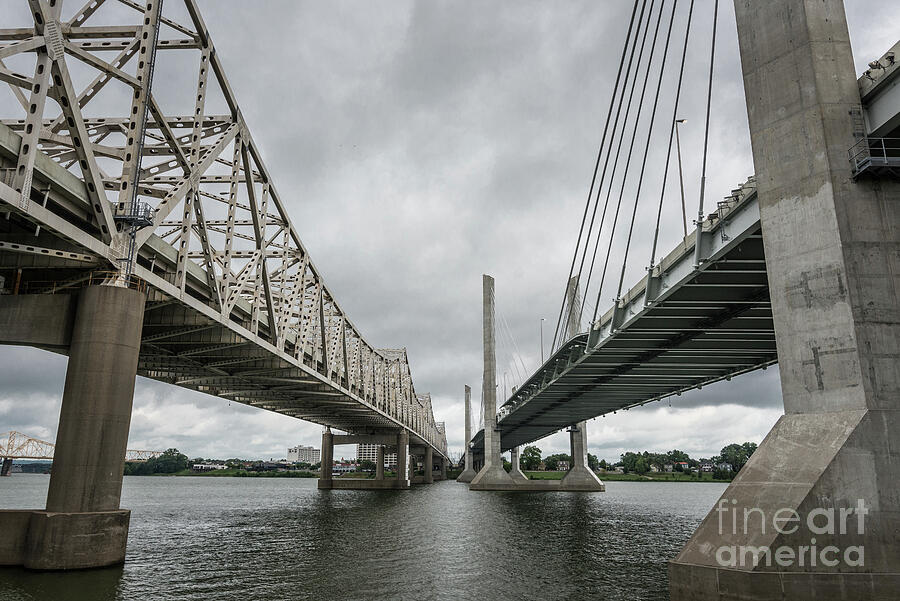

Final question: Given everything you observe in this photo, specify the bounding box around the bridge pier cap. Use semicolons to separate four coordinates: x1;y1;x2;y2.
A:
670;1;900;599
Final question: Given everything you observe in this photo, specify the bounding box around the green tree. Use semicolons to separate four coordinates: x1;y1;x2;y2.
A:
520;446;542;471
146;448;187;473
598;459;608;470
503;458;512;473
587;453;599;471
359;460;376;473
634;456;650;475
720;442;757;473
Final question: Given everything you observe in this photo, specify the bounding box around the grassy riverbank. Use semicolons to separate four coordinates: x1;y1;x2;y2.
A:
147;468;318;478
524;471;731;482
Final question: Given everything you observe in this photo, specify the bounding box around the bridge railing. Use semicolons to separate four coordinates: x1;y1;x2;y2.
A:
849;137;900;178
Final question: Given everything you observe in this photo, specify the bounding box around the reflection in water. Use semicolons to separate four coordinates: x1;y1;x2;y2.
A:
0;475;724;601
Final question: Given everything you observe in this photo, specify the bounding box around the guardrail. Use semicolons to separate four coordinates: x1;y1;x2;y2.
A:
848;137;900;178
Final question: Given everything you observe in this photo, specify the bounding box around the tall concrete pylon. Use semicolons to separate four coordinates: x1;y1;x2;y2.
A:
456;384;477;483
469;275;517;490
670;1;900;598
559;276;605;491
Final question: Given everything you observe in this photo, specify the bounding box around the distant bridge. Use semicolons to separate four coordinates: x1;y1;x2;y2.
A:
1;430;161;462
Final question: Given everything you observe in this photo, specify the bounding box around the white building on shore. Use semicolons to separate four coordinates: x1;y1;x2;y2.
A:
357;443;397;468
287;444;320;464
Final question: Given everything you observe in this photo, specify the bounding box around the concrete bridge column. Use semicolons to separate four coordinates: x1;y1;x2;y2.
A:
424;446;434;484
1;458;11;477
396;430;409;488
407;452;416;481
670;1;900;598
317;428;334;490
440;456;447;480
33;285;144;569
559;422;604;491
456;384;477;483
470;275;516;491
375;445;384;480
509;447;528;482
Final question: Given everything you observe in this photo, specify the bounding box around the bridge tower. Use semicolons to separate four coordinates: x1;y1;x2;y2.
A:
456;385;477;483
559;276;604;491
469;275;517;490
670;1;900;598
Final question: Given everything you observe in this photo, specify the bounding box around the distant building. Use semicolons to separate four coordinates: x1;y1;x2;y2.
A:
287;445;320;464
557;460;570;472
192;463;227;472
357;443;397;468
700;463;714;472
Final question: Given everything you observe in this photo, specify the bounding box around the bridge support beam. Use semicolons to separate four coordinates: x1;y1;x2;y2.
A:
1;458;12;476
508;447;528;482
670;2;900;599
559;422;604;491
0;285;145;570
456;384;477;483
470;275;517;491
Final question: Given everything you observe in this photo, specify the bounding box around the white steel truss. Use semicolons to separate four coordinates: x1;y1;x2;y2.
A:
0;1;447;457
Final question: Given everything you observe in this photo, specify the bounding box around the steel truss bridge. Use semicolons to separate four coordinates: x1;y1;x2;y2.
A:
1;431;161;462
0;1;447;459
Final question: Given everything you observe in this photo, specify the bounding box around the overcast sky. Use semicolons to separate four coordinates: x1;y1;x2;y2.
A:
1;1;895;464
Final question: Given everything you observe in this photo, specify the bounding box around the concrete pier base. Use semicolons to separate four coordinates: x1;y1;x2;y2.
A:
0;285;145;570
559;422;604;492
508;447;528;482
326;478;410;490
0;509;131;569
1;458;11;476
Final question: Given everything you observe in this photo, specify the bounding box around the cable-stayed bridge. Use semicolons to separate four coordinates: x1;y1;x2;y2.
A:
469;177;772;454
458;1;900;598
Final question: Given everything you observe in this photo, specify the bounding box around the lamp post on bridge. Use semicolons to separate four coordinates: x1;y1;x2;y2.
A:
540;317;545;363
674;118;688;238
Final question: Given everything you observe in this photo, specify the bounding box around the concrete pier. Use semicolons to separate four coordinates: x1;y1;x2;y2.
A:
469;275;517;491
424;447;434;484
320;431;412;490
456;385;477;483
669;1;900;598
559;422;604;491
375;445;385;480
508;447;528;482
1;459;11;477
317;428;334;489
0;285;145;570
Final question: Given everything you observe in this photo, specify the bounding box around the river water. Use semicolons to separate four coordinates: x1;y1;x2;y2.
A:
0;475;725;601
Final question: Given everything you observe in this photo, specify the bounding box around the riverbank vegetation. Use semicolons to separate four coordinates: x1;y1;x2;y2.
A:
514;441;758;482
